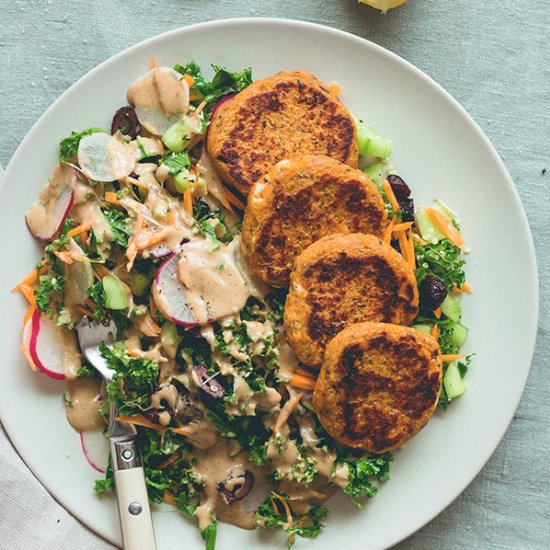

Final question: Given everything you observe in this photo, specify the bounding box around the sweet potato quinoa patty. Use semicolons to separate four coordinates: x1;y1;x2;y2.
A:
284;233;419;368
241;155;388;287
206;70;358;195
313;322;442;453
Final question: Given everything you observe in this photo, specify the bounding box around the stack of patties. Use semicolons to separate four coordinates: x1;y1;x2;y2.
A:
206;70;442;454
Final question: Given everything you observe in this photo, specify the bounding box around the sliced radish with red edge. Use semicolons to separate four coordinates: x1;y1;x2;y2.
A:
80;430;110;473
29;310;67;380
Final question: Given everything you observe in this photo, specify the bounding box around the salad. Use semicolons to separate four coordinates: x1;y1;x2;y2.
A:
14;59;472;548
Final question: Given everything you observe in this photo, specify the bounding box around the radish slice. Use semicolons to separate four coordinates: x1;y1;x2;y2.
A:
78;132;137;182
26;164;76;241
64;240;94;307
142;243;172;258
80;430;110;473
29;310;70;380
127;67;190;136
211;92;236;117
152;254;197;327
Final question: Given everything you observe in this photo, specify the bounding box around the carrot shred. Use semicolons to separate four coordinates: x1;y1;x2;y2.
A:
413;233;428;246
441;354;466;362
77;304;95;317
125;175;148;189
171;426;192;437
115;414;168;434
23;304;36;325
67;223;91;239
168;210;175;225
453;282;474;293
19;284;36;306
183;187;193;216
164;492;177;506
222;186;246;211
406;230;416;269
275;393;303;432
392;221;414;232
85;297;97;311
182;74;194;89
431;324;440;339
433;307;442;319
397;230;409;264
271;492;293;529
20;343;38;372
382;218;395;245
382;179;400;213
150;57;157;70
140;228;170;250
194;100;207;117
289;374;316;391
53;250;74;264
12;264;48;292
105;191;119;205
424;207;464;247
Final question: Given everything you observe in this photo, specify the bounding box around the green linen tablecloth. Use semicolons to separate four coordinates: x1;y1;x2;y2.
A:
0;0;548;548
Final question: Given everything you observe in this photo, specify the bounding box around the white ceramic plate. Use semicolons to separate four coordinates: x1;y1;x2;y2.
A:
0;18;538;550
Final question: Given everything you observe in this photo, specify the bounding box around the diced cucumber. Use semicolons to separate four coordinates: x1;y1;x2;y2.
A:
443;361;466;399
415;209;445;242
135;136;163;160
129;272;150;297
356;119;393;159
412;324;433;334
102;275;128;310
449;322;469;348
174;169;191;193
363;162;388;187
441;294;462;322
162;118;193;153
161;322;182;359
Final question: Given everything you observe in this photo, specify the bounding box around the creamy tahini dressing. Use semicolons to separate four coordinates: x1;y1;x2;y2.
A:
65;377;105;432
178;238;249;324
193;439;269;531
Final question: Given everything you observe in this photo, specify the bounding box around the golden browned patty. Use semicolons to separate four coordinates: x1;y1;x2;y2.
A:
284;233;419;368
206;70;358;196
241;155;388;287
313;322;442;453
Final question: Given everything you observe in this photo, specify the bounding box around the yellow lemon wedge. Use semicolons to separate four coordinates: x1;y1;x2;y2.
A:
358;0;408;12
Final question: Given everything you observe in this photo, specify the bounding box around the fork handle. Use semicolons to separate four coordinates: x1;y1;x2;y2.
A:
114;467;156;550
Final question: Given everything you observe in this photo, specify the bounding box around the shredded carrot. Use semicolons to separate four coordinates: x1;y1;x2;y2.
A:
433;307;442;319
453;282;474;293
67;223;91;239
397;230;409;264
222;187;246;211
270;497;278;514
77;304;95;317
392;221;414;232
125;175;148;189
413;233;428;246
431;324;440;339
20;343;37;372
288;374;316;391
182;74;194;89
271;492;293;529
171;426;192;437
424;207;464;247
183;187;193;216
164;491;177;506
19;284;36;306
105;191;119;205
139;228;170;250
168;210;175;225
23;304;36;325
441;354;466;362
382;179;400;213
94;265;110;280
293;368;316;380
382;218;395;245
275;392;303;432
327;82;342;96
12;265;47;292
85;297;97;311
115;414;168;434
149;294;159;323
150;57;157;70
194;100;207;116
406;230;416;269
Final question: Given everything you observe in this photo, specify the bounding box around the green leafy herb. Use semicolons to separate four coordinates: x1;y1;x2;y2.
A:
341;453;393;507
34;272;65;315
59;127;103;162
162;152;190;175
102;207;131;248
414;238;466;291
193;203;234;251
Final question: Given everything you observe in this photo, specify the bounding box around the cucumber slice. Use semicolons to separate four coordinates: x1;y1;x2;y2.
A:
440;293;462;322
102;275;128;310
162;119;193;153
135;136;163;160
161;322;182;359
415;209;445;242
449;322;469;348
356;119;393;159
363;162;388;187
443;361;466;399
174;169;192;193
129;272;150;297
412;324;433;334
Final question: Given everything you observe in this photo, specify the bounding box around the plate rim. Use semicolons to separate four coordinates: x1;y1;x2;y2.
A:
0;16;540;549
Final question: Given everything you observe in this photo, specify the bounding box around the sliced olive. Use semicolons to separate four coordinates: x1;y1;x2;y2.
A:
419;275;448;310
111;106;140;139
217;470;254;504
193;365;224;399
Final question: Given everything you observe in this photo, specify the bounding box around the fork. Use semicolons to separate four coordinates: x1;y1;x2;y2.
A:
77;316;156;550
